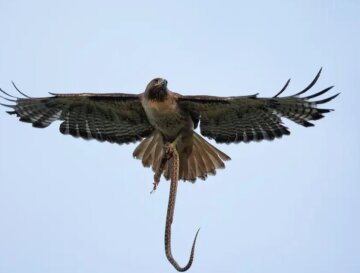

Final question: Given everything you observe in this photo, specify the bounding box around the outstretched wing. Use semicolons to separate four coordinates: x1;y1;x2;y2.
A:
177;68;339;143
0;86;154;144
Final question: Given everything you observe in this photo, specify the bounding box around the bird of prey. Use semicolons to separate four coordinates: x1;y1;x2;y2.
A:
0;69;338;271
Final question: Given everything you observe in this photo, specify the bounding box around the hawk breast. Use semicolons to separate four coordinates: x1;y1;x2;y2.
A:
142;98;191;140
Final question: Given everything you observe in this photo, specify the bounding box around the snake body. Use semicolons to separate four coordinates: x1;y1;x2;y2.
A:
164;145;200;272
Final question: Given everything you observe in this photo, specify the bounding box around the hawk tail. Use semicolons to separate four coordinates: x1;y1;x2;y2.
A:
172;132;231;182
133;131;230;182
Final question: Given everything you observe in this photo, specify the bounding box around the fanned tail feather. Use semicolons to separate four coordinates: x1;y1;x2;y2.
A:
133;131;164;173
133;131;230;182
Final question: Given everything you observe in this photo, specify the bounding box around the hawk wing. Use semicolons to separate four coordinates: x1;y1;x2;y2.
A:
0;87;154;144
178;69;339;143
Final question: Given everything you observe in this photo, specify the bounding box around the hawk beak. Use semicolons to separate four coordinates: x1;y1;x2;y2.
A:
156;79;167;87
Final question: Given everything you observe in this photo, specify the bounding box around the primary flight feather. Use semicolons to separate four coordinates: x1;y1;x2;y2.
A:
0;68;338;271
0;68;338;182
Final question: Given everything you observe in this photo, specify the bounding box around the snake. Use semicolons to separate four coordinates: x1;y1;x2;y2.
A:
163;144;200;272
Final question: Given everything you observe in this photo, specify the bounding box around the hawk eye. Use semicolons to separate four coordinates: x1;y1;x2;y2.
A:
153;78;162;85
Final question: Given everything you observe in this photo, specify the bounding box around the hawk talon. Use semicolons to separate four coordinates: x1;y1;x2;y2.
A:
0;71;337;272
151;178;160;194
150;186;156;194
151;170;161;193
150;146;170;194
164;142;176;159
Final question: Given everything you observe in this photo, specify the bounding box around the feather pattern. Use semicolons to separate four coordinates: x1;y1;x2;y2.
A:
177;68;338;144
1;69;338;181
0;90;154;144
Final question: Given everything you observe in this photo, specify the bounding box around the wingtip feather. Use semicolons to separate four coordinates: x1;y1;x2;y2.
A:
314;93;340;104
11;81;31;98
293;68;323;96
273;78;291;98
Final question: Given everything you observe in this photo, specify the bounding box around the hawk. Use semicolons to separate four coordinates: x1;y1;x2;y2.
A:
0;69;338;181
0;68;338;271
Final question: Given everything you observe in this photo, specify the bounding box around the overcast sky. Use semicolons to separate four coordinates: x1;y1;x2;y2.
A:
0;1;359;273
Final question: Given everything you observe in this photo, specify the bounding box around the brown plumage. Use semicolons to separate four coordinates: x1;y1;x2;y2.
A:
0;69;338;271
133;131;229;182
0;70;338;181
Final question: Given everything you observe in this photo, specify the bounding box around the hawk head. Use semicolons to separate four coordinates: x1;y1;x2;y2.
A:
145;78;168;101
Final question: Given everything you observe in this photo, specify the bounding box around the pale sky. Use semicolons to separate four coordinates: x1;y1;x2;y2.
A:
0;1;359;273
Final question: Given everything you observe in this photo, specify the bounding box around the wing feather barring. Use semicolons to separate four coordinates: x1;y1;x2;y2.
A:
1;68;338;271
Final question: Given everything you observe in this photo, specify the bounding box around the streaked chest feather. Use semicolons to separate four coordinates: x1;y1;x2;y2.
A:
142;99;188;137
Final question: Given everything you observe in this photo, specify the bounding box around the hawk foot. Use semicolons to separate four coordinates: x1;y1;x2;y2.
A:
164;143;175;159
151;172;161;194
150;144;173;194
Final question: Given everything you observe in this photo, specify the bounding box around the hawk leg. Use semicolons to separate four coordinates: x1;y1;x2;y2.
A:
151;147;169;193
151;142;175;193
